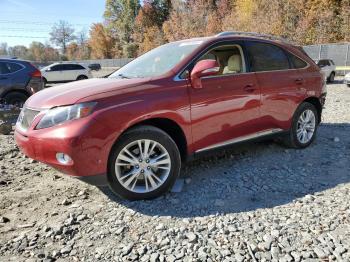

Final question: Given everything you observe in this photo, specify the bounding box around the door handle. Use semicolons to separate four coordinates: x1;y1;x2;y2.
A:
244;84;256;92
295;78;304;85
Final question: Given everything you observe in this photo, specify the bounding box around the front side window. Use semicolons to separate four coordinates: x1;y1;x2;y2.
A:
195;44;246;76
246;42;290;72
109;40;203;79
51;65;63;71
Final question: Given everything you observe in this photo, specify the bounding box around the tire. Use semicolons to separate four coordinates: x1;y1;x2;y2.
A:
43;77;47;87
107;125;181;200
284;102;319;149
77;75;88;81
347;84;350;88
3;92;28;107
327;72;335;83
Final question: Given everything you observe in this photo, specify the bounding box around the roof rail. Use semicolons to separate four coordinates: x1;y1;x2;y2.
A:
216;31;295;45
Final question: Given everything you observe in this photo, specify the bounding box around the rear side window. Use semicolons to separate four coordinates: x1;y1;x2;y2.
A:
246;42;290;72
0;62;23;74
289;54;308;69
0;62;11;74
7;62;23;73
69;64;85;70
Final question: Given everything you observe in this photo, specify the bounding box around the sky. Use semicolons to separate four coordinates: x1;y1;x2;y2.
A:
0;0;105;47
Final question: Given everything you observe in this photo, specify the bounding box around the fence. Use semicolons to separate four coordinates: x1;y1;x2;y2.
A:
303;43;350;75
21;43;350;75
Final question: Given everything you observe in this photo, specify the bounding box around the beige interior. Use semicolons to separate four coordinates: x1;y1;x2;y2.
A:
198;45;246;75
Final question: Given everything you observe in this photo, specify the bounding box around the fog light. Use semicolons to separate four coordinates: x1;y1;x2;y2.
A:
56;153;73;165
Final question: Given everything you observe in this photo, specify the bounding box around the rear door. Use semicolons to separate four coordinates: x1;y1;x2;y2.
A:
245;41;305;131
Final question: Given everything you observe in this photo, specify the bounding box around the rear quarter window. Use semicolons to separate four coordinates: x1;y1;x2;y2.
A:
246;42;290;72
289;54;308;69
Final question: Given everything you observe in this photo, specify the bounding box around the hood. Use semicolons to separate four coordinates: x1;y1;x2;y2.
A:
25;78;150;109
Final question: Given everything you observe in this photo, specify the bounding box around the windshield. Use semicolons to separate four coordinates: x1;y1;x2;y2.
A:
109;40;203;79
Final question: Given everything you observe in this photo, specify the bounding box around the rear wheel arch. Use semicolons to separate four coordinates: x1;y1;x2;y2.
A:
302;96;322;123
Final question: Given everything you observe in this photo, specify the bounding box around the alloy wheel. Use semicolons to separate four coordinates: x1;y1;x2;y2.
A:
115;139;171;193
296;109;316;144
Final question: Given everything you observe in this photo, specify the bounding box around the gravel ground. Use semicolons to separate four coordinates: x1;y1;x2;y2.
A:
0;80;350;262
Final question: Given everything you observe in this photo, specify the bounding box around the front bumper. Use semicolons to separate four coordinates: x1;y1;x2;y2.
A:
14;116;110;179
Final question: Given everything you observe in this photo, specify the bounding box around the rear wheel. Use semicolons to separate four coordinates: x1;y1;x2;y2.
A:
3;92;28;107
107;126;181;200
77;75;88;81
284;102;318;149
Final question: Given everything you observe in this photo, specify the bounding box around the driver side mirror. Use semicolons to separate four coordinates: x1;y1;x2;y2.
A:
190;59;220;89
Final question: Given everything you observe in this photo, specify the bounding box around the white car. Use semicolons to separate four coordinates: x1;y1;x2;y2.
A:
41;63;92;86
344;72;350;87
315;59;336;83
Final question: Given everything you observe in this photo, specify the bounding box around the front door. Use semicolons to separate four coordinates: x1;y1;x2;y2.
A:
189;43;261;152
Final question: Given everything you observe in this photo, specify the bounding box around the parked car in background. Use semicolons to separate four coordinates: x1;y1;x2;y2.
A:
88;63;101;71
344;72;350;87
0;59;43;106
315;59;336;83
15;32;326;200
41;62;92;86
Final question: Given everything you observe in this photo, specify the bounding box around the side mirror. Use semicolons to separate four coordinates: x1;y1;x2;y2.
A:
190;59;220;89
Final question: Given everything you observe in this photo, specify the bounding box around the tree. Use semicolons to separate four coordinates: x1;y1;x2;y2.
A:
66;42;79;60
89;23;116;59
0;43;8;56
104;0;140;56
50;20;76;54
8;45;28;59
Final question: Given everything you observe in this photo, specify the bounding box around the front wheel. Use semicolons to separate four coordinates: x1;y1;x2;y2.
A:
107;126;181;200
327;72;335;83
284;102;318;149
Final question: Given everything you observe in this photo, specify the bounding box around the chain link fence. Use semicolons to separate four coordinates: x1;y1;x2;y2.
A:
303;43;350;75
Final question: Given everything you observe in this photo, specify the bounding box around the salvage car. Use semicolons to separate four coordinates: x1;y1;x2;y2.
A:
15;32;326;200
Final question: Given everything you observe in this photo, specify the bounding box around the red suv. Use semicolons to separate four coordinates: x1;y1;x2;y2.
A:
15;32;326;200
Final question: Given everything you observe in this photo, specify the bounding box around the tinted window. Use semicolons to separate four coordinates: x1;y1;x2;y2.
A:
289;54;308;69
246;42;290;72
69;64;85;70
317;60;328;67
7;62;23;73
0;62;11;74
51;64;66;71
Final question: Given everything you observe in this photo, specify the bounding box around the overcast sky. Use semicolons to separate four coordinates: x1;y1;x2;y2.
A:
0;0;105;47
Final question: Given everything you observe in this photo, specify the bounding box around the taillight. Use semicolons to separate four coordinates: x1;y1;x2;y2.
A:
30;69;42;78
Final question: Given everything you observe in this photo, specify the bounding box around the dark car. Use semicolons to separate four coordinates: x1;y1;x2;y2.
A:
15;32;326;200
88;63;101;71
0;59;44;106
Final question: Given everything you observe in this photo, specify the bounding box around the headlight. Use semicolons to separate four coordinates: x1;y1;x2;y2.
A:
36;102;97;129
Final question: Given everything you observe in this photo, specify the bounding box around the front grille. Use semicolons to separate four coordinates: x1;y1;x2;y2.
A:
18;107;40;131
